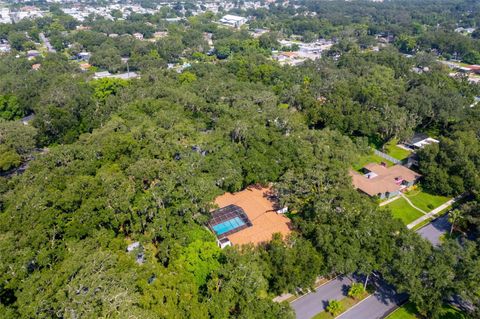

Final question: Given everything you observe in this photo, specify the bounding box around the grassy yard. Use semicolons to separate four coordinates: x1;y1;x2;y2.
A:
387;303;466;319
353;153;393;171
404;189;450;212
383;139;411;161
311;291;370;319
384;197;424;225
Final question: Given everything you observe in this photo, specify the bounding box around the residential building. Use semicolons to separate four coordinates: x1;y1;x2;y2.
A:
133;32;144;40
77;51;91;61
209;186;291;247
0;43;11;54
93;71;139;80
219;14;248;28
404;133;439;150
350;163;421;199
27;50;40;58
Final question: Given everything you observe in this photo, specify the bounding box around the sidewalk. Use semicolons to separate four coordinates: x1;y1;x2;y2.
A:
400;193;427;214
379;195;401;207
291;276;354;319
407;196;460;229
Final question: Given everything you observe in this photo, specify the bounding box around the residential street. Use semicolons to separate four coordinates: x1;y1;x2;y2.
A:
291;276;354;319
292;216;452;319
40;32;56;53
337;281;407;319
416;214;451;246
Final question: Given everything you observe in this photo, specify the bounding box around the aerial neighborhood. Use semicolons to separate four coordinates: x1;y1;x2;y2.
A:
0;1;479;319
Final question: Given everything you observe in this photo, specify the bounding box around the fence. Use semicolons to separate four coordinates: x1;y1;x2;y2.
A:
373;149;402;165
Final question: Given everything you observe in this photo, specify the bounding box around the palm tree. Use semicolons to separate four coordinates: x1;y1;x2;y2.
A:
448;209;464;235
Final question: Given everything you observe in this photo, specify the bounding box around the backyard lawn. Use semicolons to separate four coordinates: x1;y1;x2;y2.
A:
384;197;424;225
353;152;393;171
404;189;450;212
384;139;411;161
387;303;466;319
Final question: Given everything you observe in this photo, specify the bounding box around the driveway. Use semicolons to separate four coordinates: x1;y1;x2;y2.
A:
416;214;451;246
291;276;354;319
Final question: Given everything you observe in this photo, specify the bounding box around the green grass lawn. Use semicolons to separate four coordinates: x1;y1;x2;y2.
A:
383;139;411;161
384;197;424;225
353;153;393;171
387;302;419;319
404;189;450;212
387;303;466;319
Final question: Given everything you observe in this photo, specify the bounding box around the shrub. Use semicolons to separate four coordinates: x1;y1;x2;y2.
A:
348;283;365;300
326;299;343;316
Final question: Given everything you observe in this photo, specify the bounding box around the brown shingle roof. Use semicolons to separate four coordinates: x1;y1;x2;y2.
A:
213;186;292;245
350;164;421;197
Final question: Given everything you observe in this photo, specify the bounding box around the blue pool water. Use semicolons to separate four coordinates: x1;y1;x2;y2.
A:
212;217;246;235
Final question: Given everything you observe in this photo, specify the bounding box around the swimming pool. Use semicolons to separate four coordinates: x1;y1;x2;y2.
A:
212;217;246;235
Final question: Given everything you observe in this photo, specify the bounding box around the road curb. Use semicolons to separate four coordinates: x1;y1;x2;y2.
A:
335;294;374;319
289;275;339;304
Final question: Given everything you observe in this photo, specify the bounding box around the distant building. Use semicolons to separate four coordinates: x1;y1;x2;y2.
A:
219;14;248;28
79;63;91;72
250;28;269;38
93;71;139;80
209;186;291;247
20;114;35;125
350;163;421;199
77;52;91;61
404;133;439;150
0;43;11;54
27;50;40;58
133;32;144;40
455;27;476;34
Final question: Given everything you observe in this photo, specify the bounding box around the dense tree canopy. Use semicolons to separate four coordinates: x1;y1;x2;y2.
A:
1;1;480;318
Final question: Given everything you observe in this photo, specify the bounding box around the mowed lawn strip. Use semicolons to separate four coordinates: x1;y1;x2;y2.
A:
404;189;450;212
311;291;370;319
384;140;411;161
353;153;393;171
387;302;467;319
384;197;424;225
386;302;418;319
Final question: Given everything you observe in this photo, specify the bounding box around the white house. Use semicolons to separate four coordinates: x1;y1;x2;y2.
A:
219;14;248;28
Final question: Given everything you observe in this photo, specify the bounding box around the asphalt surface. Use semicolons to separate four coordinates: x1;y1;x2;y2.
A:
337;281;407;319
292;216;452;319
40;32;56;53
291;276;354;319
416;214;451;246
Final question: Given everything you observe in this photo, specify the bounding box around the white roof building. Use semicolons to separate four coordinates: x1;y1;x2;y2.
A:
219;14;248;28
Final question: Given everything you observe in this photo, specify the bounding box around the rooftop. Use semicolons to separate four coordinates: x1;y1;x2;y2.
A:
350;163;421;197
220;14;247;22
211;186;291;245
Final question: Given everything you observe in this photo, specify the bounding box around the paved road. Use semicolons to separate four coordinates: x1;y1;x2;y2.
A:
337;281;407;319
292;216;453;319
416;214;451;246
40;32;56;53
291;276;354;319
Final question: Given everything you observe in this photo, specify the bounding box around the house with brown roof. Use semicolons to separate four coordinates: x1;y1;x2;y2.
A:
209;186;292;248
350;163;421;199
